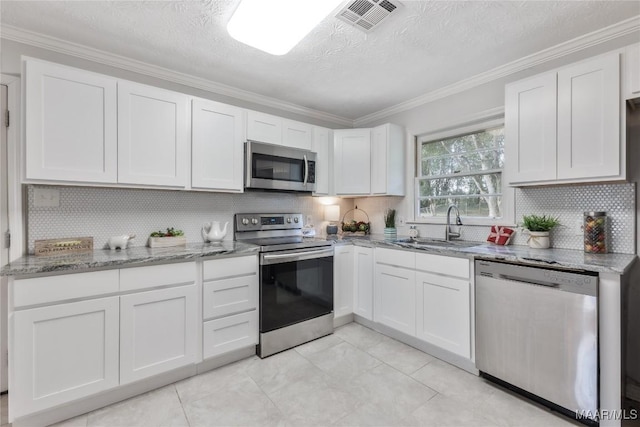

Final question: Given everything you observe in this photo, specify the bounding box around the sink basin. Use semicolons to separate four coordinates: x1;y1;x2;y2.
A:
393;238;481;249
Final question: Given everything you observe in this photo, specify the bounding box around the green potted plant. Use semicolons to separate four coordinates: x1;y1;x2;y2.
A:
383;208;397;240
521;214;560;249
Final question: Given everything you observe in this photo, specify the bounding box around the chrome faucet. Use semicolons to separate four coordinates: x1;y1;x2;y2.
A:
445;205;463;241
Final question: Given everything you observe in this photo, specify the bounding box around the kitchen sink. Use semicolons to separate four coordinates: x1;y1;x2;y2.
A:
393;238;482;249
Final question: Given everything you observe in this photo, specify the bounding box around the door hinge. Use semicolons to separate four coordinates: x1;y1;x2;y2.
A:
4;110;8;127
4;230;10;249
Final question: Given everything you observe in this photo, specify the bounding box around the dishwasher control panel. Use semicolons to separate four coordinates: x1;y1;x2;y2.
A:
476;260;598;297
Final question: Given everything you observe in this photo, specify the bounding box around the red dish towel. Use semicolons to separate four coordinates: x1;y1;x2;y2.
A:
487;226;515;245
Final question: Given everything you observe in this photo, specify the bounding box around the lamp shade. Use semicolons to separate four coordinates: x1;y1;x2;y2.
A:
324;205;340;222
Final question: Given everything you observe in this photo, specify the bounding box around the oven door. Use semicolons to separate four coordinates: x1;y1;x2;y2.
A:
259;247;333;333
245;141;317;192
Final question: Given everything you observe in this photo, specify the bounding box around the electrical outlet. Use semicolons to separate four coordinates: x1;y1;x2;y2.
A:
575;219;584;236
305;215;313;226
398;216;405;226
33;188;60;207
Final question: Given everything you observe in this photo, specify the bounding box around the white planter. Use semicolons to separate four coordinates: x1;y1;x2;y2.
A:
527;231;550;249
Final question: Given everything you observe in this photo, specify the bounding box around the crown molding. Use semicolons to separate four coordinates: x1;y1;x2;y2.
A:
0;24;355;127
354;15;640;127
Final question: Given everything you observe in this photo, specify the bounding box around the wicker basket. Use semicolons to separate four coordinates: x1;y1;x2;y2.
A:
341;206;371;236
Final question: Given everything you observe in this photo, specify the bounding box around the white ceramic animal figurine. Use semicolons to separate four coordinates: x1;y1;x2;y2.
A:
108;234;136;250
202;221;228;243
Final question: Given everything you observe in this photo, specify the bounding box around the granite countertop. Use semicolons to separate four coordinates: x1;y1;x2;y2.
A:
0;241;259;277
2;235;637;277
327;234;638;275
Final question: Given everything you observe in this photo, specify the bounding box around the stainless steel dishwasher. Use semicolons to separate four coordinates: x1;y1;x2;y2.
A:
475;259;599;423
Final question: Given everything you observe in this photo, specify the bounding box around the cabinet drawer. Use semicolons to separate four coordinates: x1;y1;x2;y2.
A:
415;253;469;279
120;262;196;292
13;270;119;308
203;311;258;359
203;255;258;281
203;275;258;320
375;247;415;269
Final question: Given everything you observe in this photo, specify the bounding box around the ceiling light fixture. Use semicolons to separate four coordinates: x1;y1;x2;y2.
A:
227;0;344;56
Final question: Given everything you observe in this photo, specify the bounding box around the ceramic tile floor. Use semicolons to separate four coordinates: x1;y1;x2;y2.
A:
0;323;580;427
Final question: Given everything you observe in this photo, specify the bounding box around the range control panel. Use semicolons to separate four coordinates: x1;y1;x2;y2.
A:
235;213;303;232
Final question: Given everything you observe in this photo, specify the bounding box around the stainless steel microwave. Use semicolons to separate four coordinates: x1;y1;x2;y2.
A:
245;141;317;192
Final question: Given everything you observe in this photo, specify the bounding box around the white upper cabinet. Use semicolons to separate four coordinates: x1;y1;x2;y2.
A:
282;119;313;150
117;81;190;187
191;99;245;192
247;111;313;150
625;43;640;99
505;73;557;183
557;53;620;180
312;126;331;196
246;110;282;145
371;123;405;196
333;129;371;195
25;59;118;183
506;50;622;185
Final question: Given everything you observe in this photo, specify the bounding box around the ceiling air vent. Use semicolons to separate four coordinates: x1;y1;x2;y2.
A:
336;0;402;32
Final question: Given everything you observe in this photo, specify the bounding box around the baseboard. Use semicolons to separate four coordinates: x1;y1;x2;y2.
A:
334;313;354;328
353;315;478;375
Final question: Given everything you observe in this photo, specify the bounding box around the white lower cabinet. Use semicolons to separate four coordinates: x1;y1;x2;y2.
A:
333;245;354;319
120;284;198;384
374;264;416;336
416;271;471;358
201;255;259;360
203;311;258;358
353;246;374;320
12;296;120;418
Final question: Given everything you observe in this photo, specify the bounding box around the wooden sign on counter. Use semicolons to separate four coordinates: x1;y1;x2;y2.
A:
34;237;94;256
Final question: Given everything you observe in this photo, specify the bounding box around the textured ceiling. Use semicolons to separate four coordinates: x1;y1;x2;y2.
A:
1;0;639;120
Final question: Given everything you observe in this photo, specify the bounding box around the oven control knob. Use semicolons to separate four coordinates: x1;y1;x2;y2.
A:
242;218;249;225
287;217;292;223
251;218;259;225
294;217;299;223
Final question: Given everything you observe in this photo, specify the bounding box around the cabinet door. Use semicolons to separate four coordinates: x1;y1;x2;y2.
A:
505;72;557;184
416;271;470;358
371;125;388;194
353;246;374;320
192;99;244;192
120;284;197;384
557;53;620;180
333;245;354;319
334;129;371;195
312;126;331;196
283;119;312;150
247;110;282;145
374;264;416;336
25;60;117;183
203;310;258;359
626;43;640;99
118;81;190;187
12;297;119;418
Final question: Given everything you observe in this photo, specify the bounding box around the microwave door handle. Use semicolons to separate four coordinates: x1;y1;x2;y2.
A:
303;154;309;186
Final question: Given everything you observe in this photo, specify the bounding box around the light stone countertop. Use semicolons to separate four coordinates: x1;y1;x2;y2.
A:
0;241;259;277
2;235;637;277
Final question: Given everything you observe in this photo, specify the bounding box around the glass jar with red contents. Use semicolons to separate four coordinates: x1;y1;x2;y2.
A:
584;211;608;254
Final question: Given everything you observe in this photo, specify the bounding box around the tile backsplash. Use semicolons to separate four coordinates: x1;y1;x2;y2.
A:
26;185;353;253
356;182;636;254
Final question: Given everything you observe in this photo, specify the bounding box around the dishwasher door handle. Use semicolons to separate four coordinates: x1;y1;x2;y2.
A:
500;274;559;288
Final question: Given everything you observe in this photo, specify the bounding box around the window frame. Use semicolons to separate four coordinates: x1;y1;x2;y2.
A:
411;117;515;226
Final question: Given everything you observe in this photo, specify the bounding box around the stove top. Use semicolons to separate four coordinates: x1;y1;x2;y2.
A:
234;213;333;252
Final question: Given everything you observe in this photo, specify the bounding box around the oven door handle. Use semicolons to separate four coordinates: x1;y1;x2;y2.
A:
303;154;309;186
261;247;334;265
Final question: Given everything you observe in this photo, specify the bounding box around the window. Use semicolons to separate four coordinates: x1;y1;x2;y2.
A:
416;125;504;220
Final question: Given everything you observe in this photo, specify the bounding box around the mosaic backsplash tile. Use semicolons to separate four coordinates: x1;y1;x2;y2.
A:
26;185;353;254
356;183;636;254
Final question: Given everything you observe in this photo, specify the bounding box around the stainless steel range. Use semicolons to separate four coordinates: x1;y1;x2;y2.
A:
235;213;334;358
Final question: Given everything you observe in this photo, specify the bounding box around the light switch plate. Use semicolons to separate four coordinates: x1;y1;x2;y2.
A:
34;188;60;207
